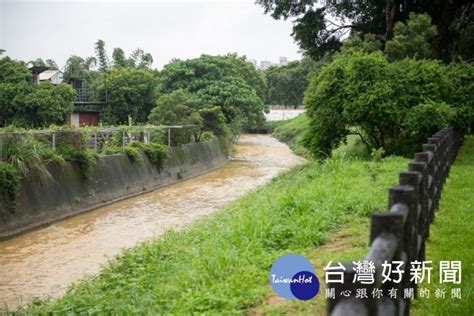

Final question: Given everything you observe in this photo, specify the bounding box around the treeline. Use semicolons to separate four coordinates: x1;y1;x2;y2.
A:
0;41;269;145
257;2;474;158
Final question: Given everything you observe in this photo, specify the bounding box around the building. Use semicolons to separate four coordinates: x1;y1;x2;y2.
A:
38;69;64;84
260;61;273;70
279;57;288;66
67;110;100;128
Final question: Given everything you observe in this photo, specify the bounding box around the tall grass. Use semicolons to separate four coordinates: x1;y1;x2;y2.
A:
24;155;407;314
272;113;310;157
412;136;474;315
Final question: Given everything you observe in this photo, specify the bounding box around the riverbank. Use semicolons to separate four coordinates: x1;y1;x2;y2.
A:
1;135;303;311
21;152;407;314
0;137;231;240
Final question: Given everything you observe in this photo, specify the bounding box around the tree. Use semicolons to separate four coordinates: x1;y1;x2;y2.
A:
158;54;267;131
148;90;202;144
257;0;473;61
264;58;316;106
12;83;75;127
112;48;128;68
63;55;97;80
0;57;32;125
385;13;437;61
95;39;109;71
98;67;158;124
304;52;471;157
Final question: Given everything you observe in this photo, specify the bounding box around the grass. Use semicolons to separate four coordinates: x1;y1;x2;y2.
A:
411;136;474;316
272;113;310;157
21;154;407;314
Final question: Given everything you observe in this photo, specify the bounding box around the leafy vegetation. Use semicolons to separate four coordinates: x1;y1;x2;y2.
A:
129;142;168;171
304;51;474;157
0;162;21;213
272;113;310;157
155;54;267;133
257;0;474;62
24;151;407;314
0;57;76;128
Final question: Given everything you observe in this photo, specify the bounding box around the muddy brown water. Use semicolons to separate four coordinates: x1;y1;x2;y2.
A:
0;135;305;309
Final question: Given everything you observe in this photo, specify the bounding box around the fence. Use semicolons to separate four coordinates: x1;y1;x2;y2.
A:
0;125;197;161
328;127;464;316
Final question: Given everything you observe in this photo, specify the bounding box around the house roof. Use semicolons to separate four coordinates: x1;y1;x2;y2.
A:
39;70;62;81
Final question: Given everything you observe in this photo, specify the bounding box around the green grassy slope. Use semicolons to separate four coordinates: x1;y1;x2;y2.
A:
412;136;474;316
23;155;407;314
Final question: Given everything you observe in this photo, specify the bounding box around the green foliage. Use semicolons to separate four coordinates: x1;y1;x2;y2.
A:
98;68;158;124
148;90;202;145
411;136;474;315
0;57;75;127
385;13;437;61
272;113;310;157
57;144;97;180
264;59;315;106
257;0;471;61
124;145;141;162
54;132;96;180
404;101;455;145
129;142;168;171
0;56;31;84
199;106;227;137
12;83;75;128
157;54;267;132
340;34;382;54
0;162;21;213
304;52;473;157
1;135;54;178
95;39;109;72
26;154;407;314
200;131;215;141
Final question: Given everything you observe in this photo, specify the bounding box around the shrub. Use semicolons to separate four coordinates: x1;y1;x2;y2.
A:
200;131;215;141
130;142;168;171
1;134;53;179
123;145;141;162
57;144;97;180
0;162;21;213
304;52;473;157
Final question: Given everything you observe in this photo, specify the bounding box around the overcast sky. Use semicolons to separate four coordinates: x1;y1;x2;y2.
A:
0;0;302;69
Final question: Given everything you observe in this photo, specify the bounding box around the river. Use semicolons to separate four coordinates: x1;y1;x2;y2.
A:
0;134;305;309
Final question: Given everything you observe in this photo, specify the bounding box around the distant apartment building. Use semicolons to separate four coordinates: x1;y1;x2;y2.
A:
260;61;273;70
247;57;291;70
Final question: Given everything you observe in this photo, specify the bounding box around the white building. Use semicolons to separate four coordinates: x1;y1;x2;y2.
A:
279;57;288;66
38;70;64;85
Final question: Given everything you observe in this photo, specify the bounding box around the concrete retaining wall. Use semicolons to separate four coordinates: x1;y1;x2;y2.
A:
0;137;232;239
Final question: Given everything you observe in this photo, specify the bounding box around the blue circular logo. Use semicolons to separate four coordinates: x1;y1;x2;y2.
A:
270;254;320;300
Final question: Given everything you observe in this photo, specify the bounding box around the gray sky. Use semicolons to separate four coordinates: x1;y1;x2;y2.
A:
0;0;302;69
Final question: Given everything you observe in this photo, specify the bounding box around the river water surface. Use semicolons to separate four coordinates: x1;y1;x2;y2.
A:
0;134;305;309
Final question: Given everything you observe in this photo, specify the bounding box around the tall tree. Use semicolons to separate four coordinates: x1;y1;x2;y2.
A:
95;39;109;71
257;0;473;61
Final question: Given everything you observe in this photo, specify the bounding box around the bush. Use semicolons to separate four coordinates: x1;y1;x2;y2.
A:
304;52;473;157
57;144;97;180
123;144;141;162
0;162;21;213
129;142;168;171
200;131;215;141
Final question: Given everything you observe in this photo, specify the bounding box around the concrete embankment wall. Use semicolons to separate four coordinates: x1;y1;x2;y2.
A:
0;138;232;239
